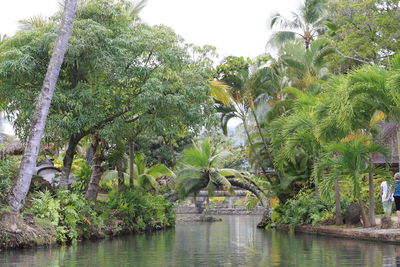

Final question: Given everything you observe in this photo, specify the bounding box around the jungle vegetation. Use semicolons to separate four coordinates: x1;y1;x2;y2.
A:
0;0;399;238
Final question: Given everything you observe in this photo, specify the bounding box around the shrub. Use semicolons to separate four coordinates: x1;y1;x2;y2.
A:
26;190;103;242
0;156;20;202
272;190;334;226
108;190;175;231
71;160;92;192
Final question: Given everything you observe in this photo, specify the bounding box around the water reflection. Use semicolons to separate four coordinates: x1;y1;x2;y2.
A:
0;215;399;267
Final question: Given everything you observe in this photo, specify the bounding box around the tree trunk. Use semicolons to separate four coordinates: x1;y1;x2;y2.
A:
368;169;376;227
242;117;273;184
85;137;103;202
8;0;78;212
335;179;343;226
251;109;269;153
60;135;80;188
242;118;255;147
129;141;134;189
359;199;371;228
117;158;126;192
85;143;95;167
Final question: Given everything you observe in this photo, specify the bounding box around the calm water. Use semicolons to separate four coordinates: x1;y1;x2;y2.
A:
1;215;400;267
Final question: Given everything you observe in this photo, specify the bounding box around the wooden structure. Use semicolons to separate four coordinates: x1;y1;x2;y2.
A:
372;122;399;172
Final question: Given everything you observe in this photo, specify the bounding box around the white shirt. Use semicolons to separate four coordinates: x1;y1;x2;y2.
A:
381;181;394;202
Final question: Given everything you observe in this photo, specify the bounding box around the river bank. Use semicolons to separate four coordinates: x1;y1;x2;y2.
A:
0;190;175;250
277;219;400;244
0;210;174;250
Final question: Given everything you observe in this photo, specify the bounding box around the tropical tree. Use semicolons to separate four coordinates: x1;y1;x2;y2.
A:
265;88;324;202
268;0;329;49
7;0;78;212
213;56;281;169
175;139;264;202
276;39;335;91
0;0;215;190
345;63;400;225
327;0;400;70
319;137;389;228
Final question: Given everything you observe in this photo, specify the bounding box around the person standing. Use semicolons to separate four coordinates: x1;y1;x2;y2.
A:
381;179;394;216
393;172;400;224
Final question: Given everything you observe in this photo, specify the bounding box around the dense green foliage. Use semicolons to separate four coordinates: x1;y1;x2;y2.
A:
108;190;175;230
0;156;19;201
27;190;102;242
25;189;174;243
272;190;336;226
328;0;400;70
1;0;400;235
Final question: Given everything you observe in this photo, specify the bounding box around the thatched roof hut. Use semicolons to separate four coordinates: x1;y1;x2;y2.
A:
4;140;23;156
372;122;399;172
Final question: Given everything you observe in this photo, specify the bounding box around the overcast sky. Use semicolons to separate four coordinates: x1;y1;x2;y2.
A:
0;0;300;60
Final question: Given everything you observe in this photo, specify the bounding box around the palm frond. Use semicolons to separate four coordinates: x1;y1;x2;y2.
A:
209;80;231;107
146;164;175;178
18;15;49;31
138;173;159;191
268;31;298;48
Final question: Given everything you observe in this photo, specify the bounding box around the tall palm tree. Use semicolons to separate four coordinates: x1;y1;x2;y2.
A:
8;0;78;212
268;0;329;49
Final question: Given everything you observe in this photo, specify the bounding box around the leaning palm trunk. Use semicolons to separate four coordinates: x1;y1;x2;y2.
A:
335;179;343;226
8;0;78;212
85;137;104;201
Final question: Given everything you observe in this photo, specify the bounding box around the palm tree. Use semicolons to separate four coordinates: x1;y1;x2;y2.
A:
214;56;281;169
268;0;329;49
8;0;78;212
277;39;335;91
175;139;264;202
347;64;400;165
320;137;389;228
345;64;400;225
